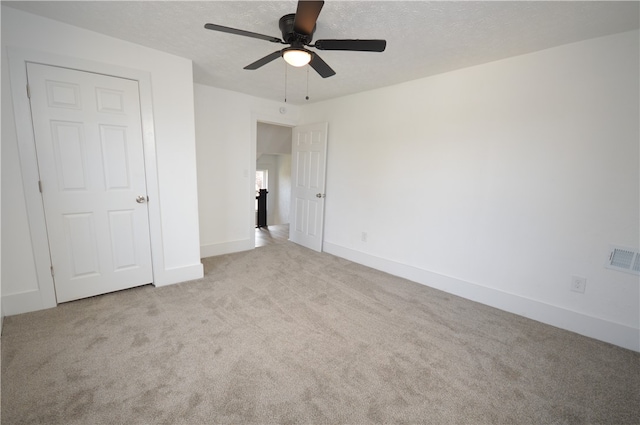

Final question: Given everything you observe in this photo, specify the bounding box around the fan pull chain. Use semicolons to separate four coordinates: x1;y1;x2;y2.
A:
284;64;288;103
306;65;310;101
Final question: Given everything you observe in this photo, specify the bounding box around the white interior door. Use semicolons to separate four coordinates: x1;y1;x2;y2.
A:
289;122;328;252
27;63;153;303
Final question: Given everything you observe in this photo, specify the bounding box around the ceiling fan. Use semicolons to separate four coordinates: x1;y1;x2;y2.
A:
204;0;386;78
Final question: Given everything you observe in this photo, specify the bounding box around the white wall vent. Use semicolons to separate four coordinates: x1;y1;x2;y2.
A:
606;245;640;275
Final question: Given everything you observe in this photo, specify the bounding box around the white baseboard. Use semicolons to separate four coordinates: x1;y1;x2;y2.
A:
153;263;204;287
323;242;640;352
1;289;56;316
2;263;205;315
200;239;253;259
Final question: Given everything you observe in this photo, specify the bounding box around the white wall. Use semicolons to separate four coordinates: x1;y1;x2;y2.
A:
257;122;293;154
256;154;291;226
1;7;203;315
277;154;291;225
194;84;299;257
299;30;640;351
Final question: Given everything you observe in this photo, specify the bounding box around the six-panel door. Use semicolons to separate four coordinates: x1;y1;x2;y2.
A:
27;63;153;302
289;122;328;252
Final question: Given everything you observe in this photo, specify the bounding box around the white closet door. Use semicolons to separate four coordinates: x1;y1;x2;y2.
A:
27;63;153;302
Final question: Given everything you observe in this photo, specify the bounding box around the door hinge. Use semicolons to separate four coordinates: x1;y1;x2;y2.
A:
26;84;31;99
50;265;54;277
38;180;43;193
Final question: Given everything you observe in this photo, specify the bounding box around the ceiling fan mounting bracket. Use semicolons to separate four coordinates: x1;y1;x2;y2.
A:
279;13;315;45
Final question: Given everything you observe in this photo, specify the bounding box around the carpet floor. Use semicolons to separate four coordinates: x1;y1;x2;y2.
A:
2;241;639;424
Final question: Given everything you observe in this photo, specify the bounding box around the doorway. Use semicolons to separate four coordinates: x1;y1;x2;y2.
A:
255;121;292;246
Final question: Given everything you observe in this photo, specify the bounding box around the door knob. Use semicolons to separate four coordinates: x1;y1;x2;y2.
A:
136;195;147;204
316;193;325;198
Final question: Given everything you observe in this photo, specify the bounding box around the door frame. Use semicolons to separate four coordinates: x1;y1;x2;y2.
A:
250;112;297;249
6;47;164;313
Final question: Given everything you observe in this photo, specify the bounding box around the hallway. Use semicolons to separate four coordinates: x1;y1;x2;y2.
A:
255;224;289;248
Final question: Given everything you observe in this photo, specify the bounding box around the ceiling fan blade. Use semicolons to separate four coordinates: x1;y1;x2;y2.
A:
205;23;282;44
293;0;324;35
244;50;283;70
314;39;387;52
309;53;335;78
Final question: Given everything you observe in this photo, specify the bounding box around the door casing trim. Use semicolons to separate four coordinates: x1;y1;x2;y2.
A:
5;47;163;313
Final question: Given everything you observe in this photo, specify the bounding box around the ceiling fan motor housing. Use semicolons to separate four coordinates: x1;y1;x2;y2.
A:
279;13;315;44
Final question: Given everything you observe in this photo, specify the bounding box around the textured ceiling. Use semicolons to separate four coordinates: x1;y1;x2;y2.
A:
4;1;639;104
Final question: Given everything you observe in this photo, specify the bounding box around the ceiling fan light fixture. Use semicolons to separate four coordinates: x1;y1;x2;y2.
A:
283;49;312;67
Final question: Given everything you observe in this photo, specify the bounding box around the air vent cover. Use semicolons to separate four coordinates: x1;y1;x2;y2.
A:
606;245;640;276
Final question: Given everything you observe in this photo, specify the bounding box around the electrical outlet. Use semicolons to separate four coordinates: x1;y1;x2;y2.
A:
570;276;587;293
361;232;368;242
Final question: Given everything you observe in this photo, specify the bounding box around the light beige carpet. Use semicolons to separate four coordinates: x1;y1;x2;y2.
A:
2;241;639;424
